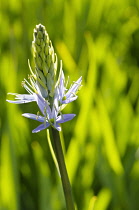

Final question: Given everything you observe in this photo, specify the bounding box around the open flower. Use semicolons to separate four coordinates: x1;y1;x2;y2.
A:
6;76;48;104
6;93;36;104
57;67;82;104
22;94;76;132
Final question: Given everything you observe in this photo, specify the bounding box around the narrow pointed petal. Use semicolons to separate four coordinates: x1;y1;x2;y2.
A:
57;114;76;123
65;76;82;98
6;99;33;104
22;113;45;122
15;94;35;100
35;94;51;117
34;94;46;114
32;123;50;133
52;92;59;119
59;70;65;98
6;93;36;104
62;96;77;104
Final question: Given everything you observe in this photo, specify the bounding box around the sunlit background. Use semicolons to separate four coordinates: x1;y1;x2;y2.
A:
0;0;139;210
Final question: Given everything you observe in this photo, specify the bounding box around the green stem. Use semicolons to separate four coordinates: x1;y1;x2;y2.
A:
50;128;75;210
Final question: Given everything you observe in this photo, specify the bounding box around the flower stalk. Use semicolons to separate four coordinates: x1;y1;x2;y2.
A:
50;128;75;210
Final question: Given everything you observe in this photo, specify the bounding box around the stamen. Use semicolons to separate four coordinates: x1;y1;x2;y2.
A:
23;84;34;95
24;78;34;90
29;76;38;93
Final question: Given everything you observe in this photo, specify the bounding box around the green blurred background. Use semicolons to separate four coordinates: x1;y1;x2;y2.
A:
0;0;139;209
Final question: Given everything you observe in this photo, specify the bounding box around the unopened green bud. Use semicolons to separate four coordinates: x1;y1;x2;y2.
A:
37;69;46;85
36;38;41;46
46;54;51;68
40;39;45;48
42;61;49;76
35;56;42;70
37;31;43;39
40;51;45;61
49;62;55;77
35;44;41;53
45;34;49;44
47;73;54;97
32;23;58;98
44;43;49;56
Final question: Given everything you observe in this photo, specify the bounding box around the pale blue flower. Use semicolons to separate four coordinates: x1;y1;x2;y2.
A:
22;94;76;133
6;77;47;104
57;70;82;104
6;93;36;104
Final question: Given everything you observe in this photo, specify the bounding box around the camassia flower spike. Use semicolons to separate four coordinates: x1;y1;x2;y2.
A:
6;24;82;133
6;23;81;210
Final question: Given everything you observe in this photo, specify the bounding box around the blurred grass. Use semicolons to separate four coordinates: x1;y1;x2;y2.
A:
0;0;139;210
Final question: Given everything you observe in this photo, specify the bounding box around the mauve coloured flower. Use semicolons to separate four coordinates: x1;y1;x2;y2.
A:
6;24;82;133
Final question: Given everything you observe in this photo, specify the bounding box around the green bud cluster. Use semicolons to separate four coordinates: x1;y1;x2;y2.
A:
32;24;57;97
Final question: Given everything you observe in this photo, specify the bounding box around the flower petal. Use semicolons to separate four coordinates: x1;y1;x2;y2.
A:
51;92;59;119
34;94;46;113
6;99;31;104
57;114;76;123
62;96;77;104
65;76;82;98
35;94;51;117
15;94;35;100
59;70;65;98
32;123;50;133
6;93;36;104
22;113;45;122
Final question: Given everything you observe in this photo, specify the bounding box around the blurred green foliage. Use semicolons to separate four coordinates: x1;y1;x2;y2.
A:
0;0;139;210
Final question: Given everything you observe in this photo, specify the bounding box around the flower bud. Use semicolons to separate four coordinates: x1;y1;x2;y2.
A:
32;24;57;99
